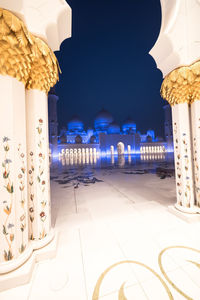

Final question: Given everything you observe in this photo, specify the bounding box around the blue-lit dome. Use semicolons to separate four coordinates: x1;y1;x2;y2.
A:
147;129;155;141
68;116;84;132
94;109;113;131
108;122;120;134
122;117;136;133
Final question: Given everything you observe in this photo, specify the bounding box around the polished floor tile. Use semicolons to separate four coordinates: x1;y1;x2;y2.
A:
1;167;200;300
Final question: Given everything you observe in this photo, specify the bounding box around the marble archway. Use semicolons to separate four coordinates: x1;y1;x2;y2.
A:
117;142;125;155
0;1;72;290
150;0;200;215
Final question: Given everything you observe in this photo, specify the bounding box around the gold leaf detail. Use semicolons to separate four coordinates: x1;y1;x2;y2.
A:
0;8;60;94
3;10;21;32
15;30;28;47
3;33;18;46
161;61;200;106
0;18;10;35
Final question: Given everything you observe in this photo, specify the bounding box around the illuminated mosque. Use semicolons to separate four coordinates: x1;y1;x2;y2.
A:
48;89;173;155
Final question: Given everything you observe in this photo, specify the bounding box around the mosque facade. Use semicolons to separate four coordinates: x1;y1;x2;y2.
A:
48;90;173;156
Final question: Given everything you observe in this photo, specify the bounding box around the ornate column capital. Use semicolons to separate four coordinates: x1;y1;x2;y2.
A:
26;36;60;94
161;61;200;106
0;8;59;94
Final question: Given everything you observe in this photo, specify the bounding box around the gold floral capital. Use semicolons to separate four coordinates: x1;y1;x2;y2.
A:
161;61;200;106
0;8;60;94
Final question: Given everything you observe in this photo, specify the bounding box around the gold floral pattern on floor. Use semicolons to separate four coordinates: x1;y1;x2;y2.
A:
93;245;200;300
159;245;200;300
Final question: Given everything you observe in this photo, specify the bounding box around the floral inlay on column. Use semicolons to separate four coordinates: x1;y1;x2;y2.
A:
173;123;182;205
17;144;27;254
2;137;14;261
182;133;192;207
28;151;35;240
37;118;47;240
193;117;200;207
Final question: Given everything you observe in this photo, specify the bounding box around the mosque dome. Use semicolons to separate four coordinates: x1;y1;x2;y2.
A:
147;129;155;141
108;122;120;134
122;117;136;133
94;109;114;131
68;116;84;132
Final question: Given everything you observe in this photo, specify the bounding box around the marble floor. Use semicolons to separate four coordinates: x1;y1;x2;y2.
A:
1;161;200;299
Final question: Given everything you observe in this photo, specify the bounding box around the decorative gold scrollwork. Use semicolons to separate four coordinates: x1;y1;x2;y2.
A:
159;245;200;300
93;245;200;299
92;260;174;300
0;8;59;94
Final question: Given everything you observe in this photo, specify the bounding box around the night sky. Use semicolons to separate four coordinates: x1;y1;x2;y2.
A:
55;0;165;137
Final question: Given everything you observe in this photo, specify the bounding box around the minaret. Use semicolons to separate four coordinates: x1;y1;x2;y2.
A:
163;104;173;152
48;87;59;146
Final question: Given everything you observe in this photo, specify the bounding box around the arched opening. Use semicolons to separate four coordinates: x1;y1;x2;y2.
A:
117;142;125;155
127;145;131;154
110;145;114;155
75;135;82;144
90;135;96;144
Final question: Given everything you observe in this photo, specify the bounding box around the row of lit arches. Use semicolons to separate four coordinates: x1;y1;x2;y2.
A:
140;146;165;154
58;145;166;157
59;153;97;166
60;147;98;156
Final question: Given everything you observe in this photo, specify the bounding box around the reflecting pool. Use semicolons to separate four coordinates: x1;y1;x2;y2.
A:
51;153;174;172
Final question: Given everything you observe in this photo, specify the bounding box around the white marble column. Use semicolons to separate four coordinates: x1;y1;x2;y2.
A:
0;76;31;274
172;103;195;211
191;100;200;207
26;89;53;248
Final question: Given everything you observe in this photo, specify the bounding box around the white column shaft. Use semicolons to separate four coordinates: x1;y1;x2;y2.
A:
172;103;195;210
191;100;200;207
0;75;30;273
26;89;51;244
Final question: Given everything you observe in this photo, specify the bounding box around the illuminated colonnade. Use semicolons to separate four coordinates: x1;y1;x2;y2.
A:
0;2;71;289
150;0;200;213
59;147;98;165
140;146;166;154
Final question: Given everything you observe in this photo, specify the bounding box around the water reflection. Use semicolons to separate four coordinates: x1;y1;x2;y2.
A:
128;154;131;165
118;155;125;167
54;152;174;170
111;154;115;165
140;153;166;161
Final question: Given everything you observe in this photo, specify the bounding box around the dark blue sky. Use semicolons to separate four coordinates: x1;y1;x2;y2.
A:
55;0;165;136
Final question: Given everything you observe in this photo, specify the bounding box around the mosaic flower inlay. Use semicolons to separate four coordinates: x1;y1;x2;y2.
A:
2;137;14;261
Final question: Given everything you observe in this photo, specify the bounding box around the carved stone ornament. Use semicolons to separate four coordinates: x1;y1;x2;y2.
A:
150;0;200;78
0;0;72;52
0;8;60;93
161;60;200;106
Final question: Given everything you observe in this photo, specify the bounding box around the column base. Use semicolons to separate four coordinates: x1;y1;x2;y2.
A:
175;203;200;214
0;246;33;275
168;205;200;223
31;229;55;251
0;231;58;292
